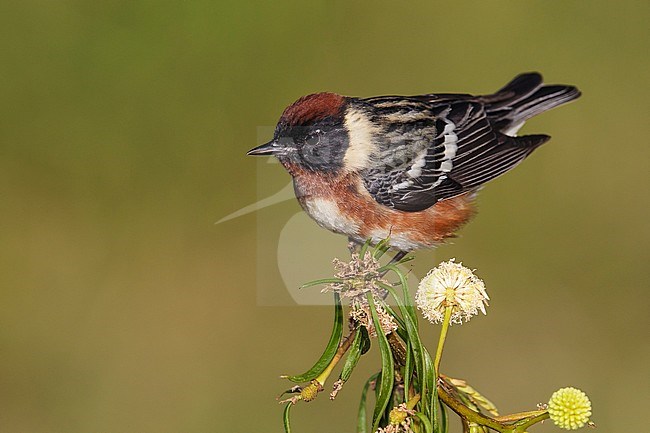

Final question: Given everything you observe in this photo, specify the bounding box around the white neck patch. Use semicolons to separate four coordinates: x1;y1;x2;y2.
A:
343;107;379;171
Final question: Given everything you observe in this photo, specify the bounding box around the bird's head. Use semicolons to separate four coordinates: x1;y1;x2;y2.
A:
248;93;363;174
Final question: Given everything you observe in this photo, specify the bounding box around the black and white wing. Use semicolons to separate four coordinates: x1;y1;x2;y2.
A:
357;73;579;212
359;98;549;212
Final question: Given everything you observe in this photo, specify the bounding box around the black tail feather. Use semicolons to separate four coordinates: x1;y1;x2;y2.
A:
485;72;543;107
484;72;581;134
512;133;551;149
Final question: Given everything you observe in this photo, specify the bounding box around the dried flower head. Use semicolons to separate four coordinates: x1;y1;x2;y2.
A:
324;252;387;300
349;301;398;337
548;387;592;430
323;252;396;336
415;259;489;325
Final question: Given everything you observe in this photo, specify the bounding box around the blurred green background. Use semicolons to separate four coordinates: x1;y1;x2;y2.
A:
1;1;648;432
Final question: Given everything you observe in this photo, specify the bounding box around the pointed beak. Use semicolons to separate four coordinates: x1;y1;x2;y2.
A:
247;140;279;156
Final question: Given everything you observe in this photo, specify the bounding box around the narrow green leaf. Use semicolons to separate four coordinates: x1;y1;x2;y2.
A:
367;294;395;432
372;238;391;259
339;328;363;383
357;373;379;433
359;326;371;354
283;403;292;433
285;293;343;383
413;412;433;433
277;386;301;399
383;301;406;331
382;266;440;429
383;266;418;325
299;278;342;289
423;350;437;426
438;399;449;433
374;371;382;401
381;282;428;416
404;340;413;403
359;238;373;259
394;255;415;265
378;255;414;273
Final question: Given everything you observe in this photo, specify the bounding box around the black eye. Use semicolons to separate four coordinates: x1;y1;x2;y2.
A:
305;129;323;147
306;135;320;147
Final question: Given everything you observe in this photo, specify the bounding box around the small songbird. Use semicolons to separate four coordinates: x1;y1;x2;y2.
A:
248;72;580;254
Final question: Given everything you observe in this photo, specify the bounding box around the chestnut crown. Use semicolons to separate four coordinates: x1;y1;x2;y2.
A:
247;93;351;172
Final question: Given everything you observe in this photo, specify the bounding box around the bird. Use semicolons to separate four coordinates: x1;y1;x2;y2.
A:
248;72;580;258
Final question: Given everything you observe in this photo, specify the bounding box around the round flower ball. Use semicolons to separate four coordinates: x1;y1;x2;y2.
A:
548;387;592;430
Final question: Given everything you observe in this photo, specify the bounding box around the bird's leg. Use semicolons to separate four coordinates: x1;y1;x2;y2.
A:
379;250;408;278
387;250;408;267
347;237;361;255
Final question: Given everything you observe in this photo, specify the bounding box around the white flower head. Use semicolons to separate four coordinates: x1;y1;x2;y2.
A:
415;259;489;325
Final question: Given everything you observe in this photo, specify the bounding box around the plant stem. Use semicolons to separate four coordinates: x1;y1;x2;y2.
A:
434;306;453;374
437;386;508;433
438;384;549;433
495;410;547;423
512;411;549;432
314;330;355;386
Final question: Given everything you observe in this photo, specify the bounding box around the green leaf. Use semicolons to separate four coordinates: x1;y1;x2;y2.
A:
383;266;418;325
374;370;382;401
284;293;343;383
299;278;342;289
438;398;449;433
380;281;431;421
394;255;415;265
380;266;440;430
367;294;395;432
357;373;379;433
413;412;433;433
277;386;301;400
424;350;437;426
379;280;422;368
372;238;391;259
378;255;414;272
404;340;413;403
283;403;292;433
339;327;363;383
359;326;371;354
359;238;373;259
383;302;407;331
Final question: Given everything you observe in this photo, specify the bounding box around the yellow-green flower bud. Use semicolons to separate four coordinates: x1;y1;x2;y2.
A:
548;387;592;430
388;406;408;425
300;382;322;402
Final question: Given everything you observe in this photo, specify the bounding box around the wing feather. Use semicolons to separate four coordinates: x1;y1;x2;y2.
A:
356;73;578;212
359;98;548;212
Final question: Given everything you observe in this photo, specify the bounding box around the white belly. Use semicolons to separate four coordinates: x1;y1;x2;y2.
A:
302;197;360;236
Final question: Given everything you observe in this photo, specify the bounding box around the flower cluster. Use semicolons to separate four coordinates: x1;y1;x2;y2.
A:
349;301;398;337
548;387;592;430
325;251;388;299
415;259;489;325
324;252;397;336
283;246;596;433
374;403;416;433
